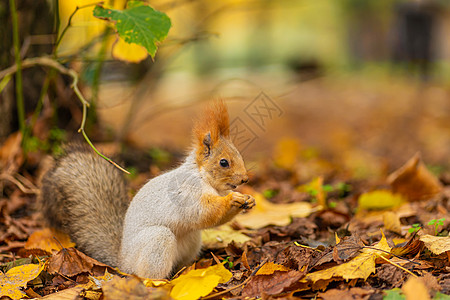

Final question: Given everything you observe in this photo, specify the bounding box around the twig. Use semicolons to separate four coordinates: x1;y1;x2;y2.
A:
363;246;420;265
54;2;104;53
0;57;129;174
0;173;40;194
202;258;268;299
375;253;418;278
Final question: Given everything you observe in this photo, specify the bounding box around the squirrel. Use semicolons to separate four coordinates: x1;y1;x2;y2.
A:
39;100;255;279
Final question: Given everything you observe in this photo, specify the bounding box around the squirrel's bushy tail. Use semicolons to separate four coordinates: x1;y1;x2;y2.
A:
39;145;129;267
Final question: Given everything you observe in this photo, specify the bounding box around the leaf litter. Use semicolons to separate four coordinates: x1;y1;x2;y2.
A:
0;134;449;299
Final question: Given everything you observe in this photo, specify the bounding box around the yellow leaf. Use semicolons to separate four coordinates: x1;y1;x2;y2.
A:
300;232;391;289
235;193;318;229
25;228;75;253
273;138;300;170
202;225;251;249
358;190;405;210
383;212;402;234
102;276;154;300
419;234;450;255
0;263;45;299
112;37;148;63
170;263;232;300
255;262;290;275
402;276;431;300
388;152;443;201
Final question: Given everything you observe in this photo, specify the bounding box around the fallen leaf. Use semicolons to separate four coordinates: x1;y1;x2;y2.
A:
358;190;405;210
25;228;75;253
40;286;85;299
383;288;405;300
318;287;374;300
0;262;45;299
202;225;251;249
419;234;450;255
387;152;443;201
383;212;402;234
273;138;301;170
241;270;305;297
255;261;290;275
102;276;167;300
170;263;232;300
301;232;391;290
47;247;109;277
402;276;430;300
235;193;318;229
314;234;364;267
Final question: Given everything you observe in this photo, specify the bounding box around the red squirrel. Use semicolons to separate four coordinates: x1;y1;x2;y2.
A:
40;100;255;278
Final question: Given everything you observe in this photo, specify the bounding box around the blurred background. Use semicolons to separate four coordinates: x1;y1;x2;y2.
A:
1;0;449;180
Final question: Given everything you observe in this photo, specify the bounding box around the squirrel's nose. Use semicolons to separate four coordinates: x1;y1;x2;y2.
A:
241;176;249;184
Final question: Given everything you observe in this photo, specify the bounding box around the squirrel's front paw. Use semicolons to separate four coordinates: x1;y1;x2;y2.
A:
230;192;256;210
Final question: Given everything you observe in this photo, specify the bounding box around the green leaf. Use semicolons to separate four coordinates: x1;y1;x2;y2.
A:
435;292;450;300
93;1;171;58
383;288;405;300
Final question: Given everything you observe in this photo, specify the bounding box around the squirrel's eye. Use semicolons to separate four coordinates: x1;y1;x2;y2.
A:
219;159;229;168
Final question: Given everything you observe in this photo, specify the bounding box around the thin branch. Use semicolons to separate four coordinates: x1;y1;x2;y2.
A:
54;2;104;53
375;253;418;278
0;56;129;174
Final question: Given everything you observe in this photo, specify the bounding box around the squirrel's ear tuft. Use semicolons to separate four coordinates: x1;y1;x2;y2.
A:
193;99;230;148
203;132;212;157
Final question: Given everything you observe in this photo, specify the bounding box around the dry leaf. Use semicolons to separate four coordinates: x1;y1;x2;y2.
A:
0;262;45;299
235;193;317;229
402;276;431;300
318;287;374;300
383;211;402;234
102;276;160;300
301;232;391;290
387;152;443;201
170;263;232;300
201;225;251;249
47;247;109;277
25;228;75;253
358;190;405;210
241;270;305;297
419;234;450;255
255;262;290;275
40;286;85;299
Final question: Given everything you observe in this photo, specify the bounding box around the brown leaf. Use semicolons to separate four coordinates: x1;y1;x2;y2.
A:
318;287;374;300
241;270;306;297
387;152;443;201
402;276;431;300
383;211;402;235
102;276;164;300
314;234;364;267
47;247;109;277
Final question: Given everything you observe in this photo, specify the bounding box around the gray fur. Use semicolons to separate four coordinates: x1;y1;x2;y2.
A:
40;146;129;266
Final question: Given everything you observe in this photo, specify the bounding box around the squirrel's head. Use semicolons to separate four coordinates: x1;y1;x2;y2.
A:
193;100;249;193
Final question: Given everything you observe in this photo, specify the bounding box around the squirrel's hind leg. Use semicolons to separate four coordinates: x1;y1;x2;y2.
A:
120;226;176;279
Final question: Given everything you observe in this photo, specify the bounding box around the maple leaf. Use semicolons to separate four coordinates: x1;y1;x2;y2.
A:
300;232;391;290
0;262;45;299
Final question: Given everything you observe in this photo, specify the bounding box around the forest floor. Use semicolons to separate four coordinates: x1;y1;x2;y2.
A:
0;76;450;299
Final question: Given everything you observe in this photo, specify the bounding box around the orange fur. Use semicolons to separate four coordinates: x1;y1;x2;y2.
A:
193;100;230;147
